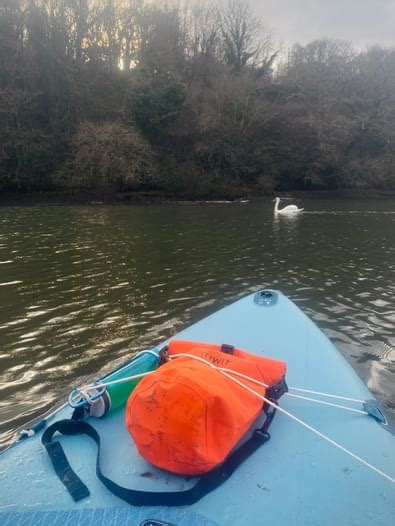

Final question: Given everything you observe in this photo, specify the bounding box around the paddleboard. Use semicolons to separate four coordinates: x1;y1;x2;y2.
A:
0;289;394;525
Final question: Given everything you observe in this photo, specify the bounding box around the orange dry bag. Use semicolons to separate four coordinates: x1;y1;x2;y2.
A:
126;340;287;476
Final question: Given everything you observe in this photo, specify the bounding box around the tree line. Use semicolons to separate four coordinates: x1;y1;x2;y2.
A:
1;0;394;198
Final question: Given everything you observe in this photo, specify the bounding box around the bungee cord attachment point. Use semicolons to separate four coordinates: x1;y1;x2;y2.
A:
68;349;160;417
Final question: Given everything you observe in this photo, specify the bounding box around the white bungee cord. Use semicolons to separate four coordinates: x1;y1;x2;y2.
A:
287;385;365;404
169;353;369;415
68;350;159;408
168;353;395;484
66;351;394;484
221;366;395;484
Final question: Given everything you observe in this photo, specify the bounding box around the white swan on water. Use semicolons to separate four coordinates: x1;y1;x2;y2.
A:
274;196;304;215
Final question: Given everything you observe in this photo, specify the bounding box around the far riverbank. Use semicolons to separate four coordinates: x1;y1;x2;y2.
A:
1;189;395;207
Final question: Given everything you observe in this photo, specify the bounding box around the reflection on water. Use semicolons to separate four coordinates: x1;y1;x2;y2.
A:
273;213;303;240
0;200;394;447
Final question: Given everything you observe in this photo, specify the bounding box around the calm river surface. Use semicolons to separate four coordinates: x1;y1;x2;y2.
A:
0;199;394;447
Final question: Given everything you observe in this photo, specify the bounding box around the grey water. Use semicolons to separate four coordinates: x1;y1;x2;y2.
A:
0;199;394;448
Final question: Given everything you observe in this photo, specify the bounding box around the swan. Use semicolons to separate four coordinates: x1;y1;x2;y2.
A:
273;196;304;215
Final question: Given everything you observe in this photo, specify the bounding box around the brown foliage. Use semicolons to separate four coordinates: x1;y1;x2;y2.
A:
1;1;395;194
57;121;157;192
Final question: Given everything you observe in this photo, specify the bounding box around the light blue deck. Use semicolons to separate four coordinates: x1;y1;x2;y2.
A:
1;290;394;525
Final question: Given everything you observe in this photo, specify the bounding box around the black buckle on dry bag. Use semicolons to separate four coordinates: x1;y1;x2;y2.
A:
266;377;288;401
220;344;234;354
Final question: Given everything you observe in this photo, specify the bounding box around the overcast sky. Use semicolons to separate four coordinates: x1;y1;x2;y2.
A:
251;0;395;50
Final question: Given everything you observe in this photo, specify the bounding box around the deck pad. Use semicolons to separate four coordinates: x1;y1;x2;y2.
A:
0;508;219;526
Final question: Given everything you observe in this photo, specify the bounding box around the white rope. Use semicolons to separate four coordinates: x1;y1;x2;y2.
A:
169;354;368;416
86;370;153;391
69;351;367;409
288;386;365;404
69;371;155;407
74;350;159;394
285;392;368;415
67;351;394;483
74;352;367;416
168;353;395;484
219;369;368;415
217;367;395;484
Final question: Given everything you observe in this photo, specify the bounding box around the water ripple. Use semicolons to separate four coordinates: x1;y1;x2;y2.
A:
0;201;394;448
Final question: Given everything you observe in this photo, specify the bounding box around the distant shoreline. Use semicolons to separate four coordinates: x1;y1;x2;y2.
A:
1;189;395;206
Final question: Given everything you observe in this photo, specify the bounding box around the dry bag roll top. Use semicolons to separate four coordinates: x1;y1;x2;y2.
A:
126;340;287;476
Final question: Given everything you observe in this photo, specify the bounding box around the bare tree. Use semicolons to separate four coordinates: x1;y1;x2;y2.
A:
184;1;221;59
117;0;143;70
219;0;276;74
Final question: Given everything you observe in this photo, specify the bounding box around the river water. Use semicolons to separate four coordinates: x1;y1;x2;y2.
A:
0;199;394;448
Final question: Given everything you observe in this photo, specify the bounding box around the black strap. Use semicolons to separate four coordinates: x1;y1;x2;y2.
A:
42;409;275;506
